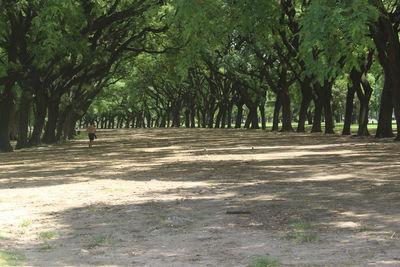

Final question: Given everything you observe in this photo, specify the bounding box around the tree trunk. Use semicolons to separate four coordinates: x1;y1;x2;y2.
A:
0;82;15;152
190;108;196;128
201;109;207;128
146;112;152;128
323;85;335;134
207;105;215;128
280;91;294;132
226;102;233;128
272;95;282;132
297;80;313;132
371;10;400;139
311;98;323;133
56;106;68;141
259;104;266;130
342;86;356;135
376;78;394;138
235;103;243;128
172;108;180;127
221;105;227;129
250;105;259;129
29;91;47;146
42;97;61;144
9;100;18;141
214;106;222;128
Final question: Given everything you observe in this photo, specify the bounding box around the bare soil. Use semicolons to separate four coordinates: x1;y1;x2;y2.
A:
1;128;400;267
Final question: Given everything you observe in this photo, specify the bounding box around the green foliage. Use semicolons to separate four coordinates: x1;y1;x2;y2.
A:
0;250;25;266
285;232;317;243
39;243;54;251
299;0;379;82
249;256;281;267
38;232;58;239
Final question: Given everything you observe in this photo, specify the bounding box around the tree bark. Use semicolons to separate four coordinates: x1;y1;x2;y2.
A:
342;86;356;135
371;9;400;139
15;90;32;149
272;95;282;132
235;103;243;128
376;78;394;138
280;91;294;132
297;80;313;132
29;91;47;146
0;82;15;152
259;104;266;130
42;96;61;144
311;98;323;133
323;84;335;134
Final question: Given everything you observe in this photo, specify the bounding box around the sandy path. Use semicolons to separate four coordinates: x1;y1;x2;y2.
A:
1;128;400;266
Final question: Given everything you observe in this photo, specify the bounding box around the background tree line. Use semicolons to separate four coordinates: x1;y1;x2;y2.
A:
1;0;399;152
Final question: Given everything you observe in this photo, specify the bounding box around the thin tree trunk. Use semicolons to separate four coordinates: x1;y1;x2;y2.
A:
0;82;15;152
42;97;61;144
29;91;47;146
272;95;282;132
235;103;243;128
342;86;356;135
259;104;266;130
312;98;323;133
376;78;394;137
280;91;294;132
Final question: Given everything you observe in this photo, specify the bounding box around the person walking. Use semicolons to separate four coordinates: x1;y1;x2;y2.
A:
86;123;97;148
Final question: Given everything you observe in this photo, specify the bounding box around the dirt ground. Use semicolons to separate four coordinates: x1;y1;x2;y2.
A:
1;128;400;267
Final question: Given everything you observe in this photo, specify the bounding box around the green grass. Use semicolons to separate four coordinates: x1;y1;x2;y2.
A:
358;225;374;232
288;219;313;231
39;243;53;251
0;250;25;266
74;131;87;139
38;232;58;239
249;256;281;267
285;232;317;243
264;122;397;132
85;206;109;213
0;234;10;240
19;219;32;227
0;230;12;241
285;219;317;243
89;236;110;246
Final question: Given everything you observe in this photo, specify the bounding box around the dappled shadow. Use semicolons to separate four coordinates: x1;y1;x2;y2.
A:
1;128;400;266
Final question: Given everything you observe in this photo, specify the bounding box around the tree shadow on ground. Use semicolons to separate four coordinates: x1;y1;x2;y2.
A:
1;128;400;266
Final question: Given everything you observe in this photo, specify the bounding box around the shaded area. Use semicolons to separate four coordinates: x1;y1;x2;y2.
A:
1;129;400;266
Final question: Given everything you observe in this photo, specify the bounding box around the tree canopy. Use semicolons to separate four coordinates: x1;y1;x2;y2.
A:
1;0;400;152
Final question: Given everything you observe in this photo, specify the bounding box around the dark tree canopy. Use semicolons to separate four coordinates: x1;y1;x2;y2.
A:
0;0;399;152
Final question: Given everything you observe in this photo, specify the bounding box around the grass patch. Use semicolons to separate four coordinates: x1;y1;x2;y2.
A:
0;235;9;241
89;236;110;247
288;219;312;231
358;225;374;232
0;250;25;266
19;219;32;227
38;232;58;239
74;131;87;139
285;219;317;243
0;231;12;241
85;206;109;214
249;256;281;267
39;243;53;251
285;232;317;243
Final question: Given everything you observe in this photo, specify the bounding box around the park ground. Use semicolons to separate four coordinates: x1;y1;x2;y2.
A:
1;129;400;266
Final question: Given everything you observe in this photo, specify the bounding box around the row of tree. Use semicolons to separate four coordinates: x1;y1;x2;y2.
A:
1;0;400;152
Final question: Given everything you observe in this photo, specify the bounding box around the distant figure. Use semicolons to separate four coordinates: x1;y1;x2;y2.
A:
86;124;96;148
